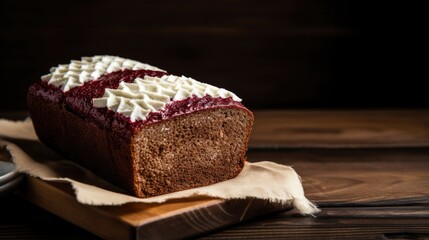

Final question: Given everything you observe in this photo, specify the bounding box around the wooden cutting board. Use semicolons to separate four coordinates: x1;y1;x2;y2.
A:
17;176;291;239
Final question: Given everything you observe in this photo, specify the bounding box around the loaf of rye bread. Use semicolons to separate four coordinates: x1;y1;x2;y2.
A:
27;56;253;198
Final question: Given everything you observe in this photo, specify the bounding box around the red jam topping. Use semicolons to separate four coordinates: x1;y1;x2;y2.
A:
35;69;249;139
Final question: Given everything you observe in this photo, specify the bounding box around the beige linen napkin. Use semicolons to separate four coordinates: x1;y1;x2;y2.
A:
0;118;319;215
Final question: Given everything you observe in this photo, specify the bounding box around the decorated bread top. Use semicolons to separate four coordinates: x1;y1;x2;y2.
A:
39;56;245;127
41;55;163;91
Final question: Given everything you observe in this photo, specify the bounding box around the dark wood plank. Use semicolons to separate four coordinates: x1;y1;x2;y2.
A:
248;148;429;206
250;110;429;148
203;146;429;239
200;207;429;240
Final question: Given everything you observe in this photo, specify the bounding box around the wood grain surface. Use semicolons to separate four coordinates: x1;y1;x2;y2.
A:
16;177;289;240
204;147;429;239
249;148;429;206
1;110;429;239
202;206;429;240
250;110;429;148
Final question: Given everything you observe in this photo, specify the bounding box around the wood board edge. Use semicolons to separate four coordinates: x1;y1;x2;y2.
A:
17;176;292;240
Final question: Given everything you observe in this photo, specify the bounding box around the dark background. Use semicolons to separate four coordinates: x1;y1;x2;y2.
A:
1;0;427;111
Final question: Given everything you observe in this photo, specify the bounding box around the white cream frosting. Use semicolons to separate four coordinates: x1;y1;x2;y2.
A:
41;55;164;92
92;75;242;122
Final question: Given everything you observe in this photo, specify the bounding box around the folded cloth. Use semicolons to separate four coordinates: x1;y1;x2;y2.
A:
0;118;319;215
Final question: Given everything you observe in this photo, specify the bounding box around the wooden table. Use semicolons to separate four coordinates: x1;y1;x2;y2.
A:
1;110;429;239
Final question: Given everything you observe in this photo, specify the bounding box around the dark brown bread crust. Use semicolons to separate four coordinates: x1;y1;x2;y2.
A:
28;81;254;198
28;82;135;191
